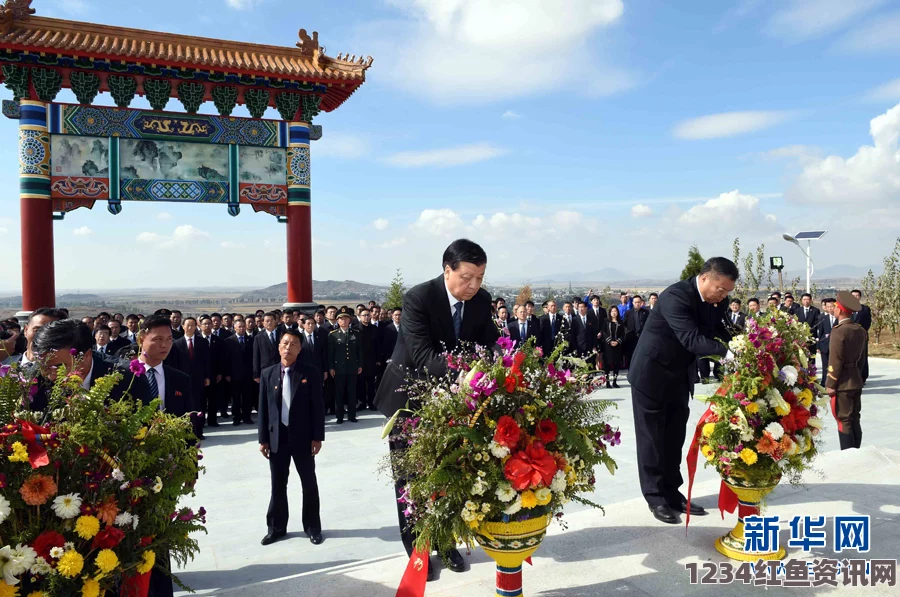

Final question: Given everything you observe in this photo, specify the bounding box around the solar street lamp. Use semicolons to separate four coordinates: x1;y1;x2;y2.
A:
782;231;827;294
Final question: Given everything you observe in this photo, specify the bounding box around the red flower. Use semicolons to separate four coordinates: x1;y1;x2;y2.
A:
493;416;521;448
504;374;517;393
91;526;126;550
784;391;797;405
503;442;558;490
32;530;66;561
534;419;558;444
139;536;154;547
780;404;811;434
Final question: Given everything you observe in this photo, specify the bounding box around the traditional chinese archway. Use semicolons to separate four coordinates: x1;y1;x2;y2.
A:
0;0;371;316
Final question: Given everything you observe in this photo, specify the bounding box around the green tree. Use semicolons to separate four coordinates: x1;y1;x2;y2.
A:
680;245;705;280
383;268;405;310
866;237;900;343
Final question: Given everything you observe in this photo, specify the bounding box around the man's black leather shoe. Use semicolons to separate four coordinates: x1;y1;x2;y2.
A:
348;418;359;423
671;498;707;516
650;504;678;524
444;548;466;573
335;419;343;424
261;531;286;546
309;532;323;545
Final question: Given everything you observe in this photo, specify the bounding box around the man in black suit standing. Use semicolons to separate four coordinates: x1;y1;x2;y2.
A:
171;317;210;439
258;330;325;546
624;295;651;361
225;317;256;426
198;315;226;426
628;258;737;525
356;307;380;411
796;293;820;354
508;305;538;347
106;320;130;356
850;289;871;384
254;312;282;382
170;310;184;339
538;300;565;358
374;239;500;580
817;298;836;386
300;317;328;376
725;299;746;331
378;308;401;366
571;302;596;357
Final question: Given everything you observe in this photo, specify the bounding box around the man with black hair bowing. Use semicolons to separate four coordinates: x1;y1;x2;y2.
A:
628;257;737;524
375;238;500;580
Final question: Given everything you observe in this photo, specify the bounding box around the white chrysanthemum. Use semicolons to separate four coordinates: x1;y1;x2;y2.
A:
740;426;755;442
111;468;125;482
1;543;37;585
49;547;65;559
495;483;517;502
460;508;477;522
152;477;163;493
51;493;83;519
550;470;567;493
0;495;10;525
728;336;747;353
481;503;491;513
29;556;52;576
489;440;510;459
780;365;798;386
114;512;134;528
502;495;522;516
471;478;488;496
765;422;784;440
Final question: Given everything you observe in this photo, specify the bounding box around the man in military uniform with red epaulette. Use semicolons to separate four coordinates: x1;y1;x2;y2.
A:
328;306;362;424
825;290;867;450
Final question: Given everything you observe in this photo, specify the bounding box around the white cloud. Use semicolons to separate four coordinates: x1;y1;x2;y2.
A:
413;209;467;237
673;111;793;140
766;0;886;42
836;12;900;53
758;145;823;165
472;212;541;230
675;190;778;232
226;0;262;10
172;225;210;242
373;218;390;231
314;133;369;159
631;204;653;218
502;110;523;120
220;241;247;249
384;142;508;168
864;78;900;103
72;226;93;237
136;232;163;243
135;226;210;249
368;0;634;104
787;102;900;207
156;212;172;221
376;237;407;249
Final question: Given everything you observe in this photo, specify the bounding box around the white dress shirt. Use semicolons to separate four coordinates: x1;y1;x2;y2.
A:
140;360;166;410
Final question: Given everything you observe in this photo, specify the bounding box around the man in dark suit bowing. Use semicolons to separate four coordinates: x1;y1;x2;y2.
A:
628;257;737;524
258;330;325;546
374;238;500;580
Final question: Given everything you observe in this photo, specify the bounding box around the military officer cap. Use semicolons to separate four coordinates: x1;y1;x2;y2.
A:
835;290;862;313
337;306;353;319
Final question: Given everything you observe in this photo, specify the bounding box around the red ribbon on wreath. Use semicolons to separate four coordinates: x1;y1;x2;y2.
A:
685;407;738;529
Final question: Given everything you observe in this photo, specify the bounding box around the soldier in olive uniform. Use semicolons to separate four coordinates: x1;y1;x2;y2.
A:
328;306;362;424
825;291;867;451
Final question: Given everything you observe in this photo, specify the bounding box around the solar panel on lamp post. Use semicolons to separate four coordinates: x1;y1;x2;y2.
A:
782;231;827;294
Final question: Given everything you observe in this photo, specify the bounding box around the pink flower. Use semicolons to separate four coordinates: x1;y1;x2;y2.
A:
129;359;146;377
502;355;513;368
496;336;515;353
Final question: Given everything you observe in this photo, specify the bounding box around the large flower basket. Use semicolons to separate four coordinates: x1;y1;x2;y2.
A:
475;514;551;597
714;478;785;562
120;571;151;597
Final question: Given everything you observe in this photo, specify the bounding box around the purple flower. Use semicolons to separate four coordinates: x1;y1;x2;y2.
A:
810;405;818;417
496;336;515;353
0;364;9;378
129;359;146;377
502;355;513;368
69;348;78;355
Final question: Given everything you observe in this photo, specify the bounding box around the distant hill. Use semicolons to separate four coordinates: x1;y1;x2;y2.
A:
242;280;388;300
58;293;102;301
497;268;635;285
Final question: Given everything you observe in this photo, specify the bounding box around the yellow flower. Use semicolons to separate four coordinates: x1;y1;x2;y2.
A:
81;580;100;597
739;448;758;465
95;549;119;574
520;490;538;509
8;441;29;463
75;515;101;539
136;550;156;575
535;487;553;506
467;519;480;529
799;389;814;408
749;388;758;397
701;445;715;461
28;592;44;597
1;583;20;597
702;423;716;438
745;402;759;414
133;427;148;440
774;404;791;416
57;550;85;578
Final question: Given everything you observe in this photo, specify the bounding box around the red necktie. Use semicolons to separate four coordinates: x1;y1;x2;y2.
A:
188;337;194;360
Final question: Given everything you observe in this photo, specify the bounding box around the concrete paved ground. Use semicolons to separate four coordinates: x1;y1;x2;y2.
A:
175;358;900;596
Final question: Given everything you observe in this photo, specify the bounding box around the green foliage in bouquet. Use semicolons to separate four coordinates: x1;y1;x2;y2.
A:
386;338;619;554
696;309;827;487
0;358;205;595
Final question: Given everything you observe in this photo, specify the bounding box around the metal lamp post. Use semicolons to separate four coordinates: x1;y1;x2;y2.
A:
782;231;827;294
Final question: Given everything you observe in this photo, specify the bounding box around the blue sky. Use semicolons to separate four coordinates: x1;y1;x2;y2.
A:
1;0;899;291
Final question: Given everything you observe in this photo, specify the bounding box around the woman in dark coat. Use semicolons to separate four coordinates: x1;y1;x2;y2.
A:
603;305;625;388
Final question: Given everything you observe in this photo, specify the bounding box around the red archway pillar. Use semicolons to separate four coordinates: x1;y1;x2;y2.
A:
285;121;316;311
18;100;56;313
